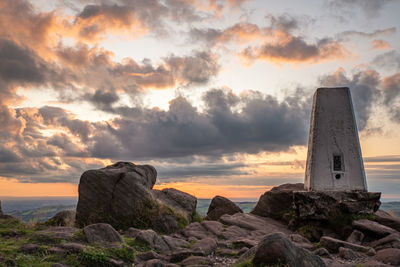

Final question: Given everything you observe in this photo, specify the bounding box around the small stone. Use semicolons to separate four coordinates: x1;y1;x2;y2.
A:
136;229;170;251
109;258;125;266
125;227;141;238
313;248;332;258
19;244;40;253
137;250;165;261
170;249;196;262
191;238;217;255
83;223;123;244
237;247;249;255
181;256;212;266
144;259;165;267
346;229;364;245
59;242;85;253
48;247;66;255
201;220;224;236
338;247;362;260
162;235;189;250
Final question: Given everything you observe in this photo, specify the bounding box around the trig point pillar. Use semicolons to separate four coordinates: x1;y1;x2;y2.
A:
305;87;367;191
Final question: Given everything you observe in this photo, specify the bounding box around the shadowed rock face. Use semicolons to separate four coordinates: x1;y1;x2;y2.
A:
205;195;242;221
251;183;304;221
253;232;325;267
75;162;196;233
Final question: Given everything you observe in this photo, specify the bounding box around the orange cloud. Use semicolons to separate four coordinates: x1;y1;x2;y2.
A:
370;39;391;50
72;4;148;42
241;37;349;64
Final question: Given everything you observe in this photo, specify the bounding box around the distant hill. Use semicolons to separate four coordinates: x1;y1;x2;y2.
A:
2;198;399;223
380;202;400;217
7;205;76;223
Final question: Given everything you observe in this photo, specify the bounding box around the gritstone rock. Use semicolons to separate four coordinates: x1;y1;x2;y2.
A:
45;210;76;227
205;195;242;221
76;162;196;233
253;232;325;267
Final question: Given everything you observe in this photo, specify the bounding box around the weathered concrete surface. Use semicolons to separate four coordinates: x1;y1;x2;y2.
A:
305;87;367;191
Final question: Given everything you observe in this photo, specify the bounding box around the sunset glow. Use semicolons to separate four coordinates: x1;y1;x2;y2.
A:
1;0;400;199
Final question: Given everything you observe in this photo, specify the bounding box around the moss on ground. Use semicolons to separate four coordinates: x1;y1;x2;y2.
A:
0;217;138;266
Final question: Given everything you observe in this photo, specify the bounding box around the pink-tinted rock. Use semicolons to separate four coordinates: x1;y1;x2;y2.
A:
374;248;400;265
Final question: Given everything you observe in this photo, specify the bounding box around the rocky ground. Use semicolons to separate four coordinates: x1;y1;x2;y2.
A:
1;162;400;267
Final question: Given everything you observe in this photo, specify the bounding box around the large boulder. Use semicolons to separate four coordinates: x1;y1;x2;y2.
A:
293;191;381;222
253;232;325;267
205;196;242;221
76;162;196;233
152;188;197;222
251;183;304;221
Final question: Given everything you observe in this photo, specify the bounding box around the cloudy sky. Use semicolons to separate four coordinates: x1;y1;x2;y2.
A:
1;0;400;200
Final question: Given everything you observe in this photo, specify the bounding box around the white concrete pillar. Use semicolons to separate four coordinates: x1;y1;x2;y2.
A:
305;87;367;191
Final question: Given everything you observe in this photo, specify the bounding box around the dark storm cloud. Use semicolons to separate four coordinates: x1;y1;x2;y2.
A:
320;69;381;130
86;89;120;112
372;50;400;70
381;73;400;122
0;39;45;84
89;88;310;159
337;27;396;40
0;147;21;163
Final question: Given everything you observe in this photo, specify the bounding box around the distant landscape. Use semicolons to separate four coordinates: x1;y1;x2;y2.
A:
1;197;399;223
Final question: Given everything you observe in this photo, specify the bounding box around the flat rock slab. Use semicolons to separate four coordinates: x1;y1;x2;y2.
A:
370;233;400;250
374;248;400;266
219;213;291;234
375;210;400;232
320;236;371;253
181;256;212;266
182;222;212;240
58;242;85;253
32;227;80;243
191;238;217;255
353;219;396;237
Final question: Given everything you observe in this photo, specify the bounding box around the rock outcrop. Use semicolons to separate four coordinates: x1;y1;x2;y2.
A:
76;162;197;233
205;195;242;220
294;190;381;221
252;183;381;237
251;183;304;221
45;210;76;227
